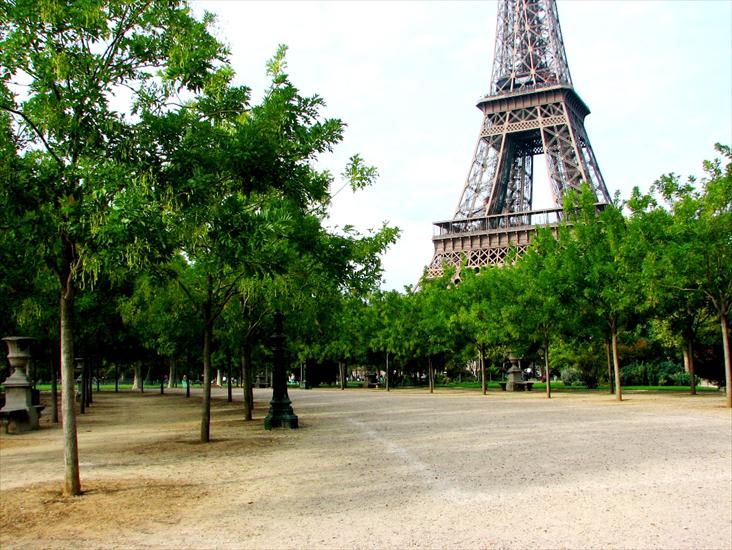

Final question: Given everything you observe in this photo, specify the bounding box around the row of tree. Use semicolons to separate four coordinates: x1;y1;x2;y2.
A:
96;149;732;405
1;1;729;499
1;1;397;496
372;162;731;402
4;144;730;409
301;155;730;403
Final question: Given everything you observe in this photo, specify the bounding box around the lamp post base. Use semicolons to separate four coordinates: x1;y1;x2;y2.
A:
264;397;299;430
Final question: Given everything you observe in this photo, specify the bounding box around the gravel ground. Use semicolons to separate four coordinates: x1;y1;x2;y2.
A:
1;387;730;549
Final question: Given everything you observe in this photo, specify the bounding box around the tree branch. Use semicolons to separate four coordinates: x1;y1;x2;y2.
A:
175;277;200;315
0;105;64;167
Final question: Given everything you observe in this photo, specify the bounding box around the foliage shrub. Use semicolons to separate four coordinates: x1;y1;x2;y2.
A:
620;362;652;386
577;360;600;389
487;364;502;381
620;361;686;386
657;361;688;386
560;367;582;386
552;340;603;388
669;371;691;386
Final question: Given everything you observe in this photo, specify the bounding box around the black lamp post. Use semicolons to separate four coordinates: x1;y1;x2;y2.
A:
264;311;298;430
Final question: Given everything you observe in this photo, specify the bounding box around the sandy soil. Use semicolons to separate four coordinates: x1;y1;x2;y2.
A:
1;387;730;549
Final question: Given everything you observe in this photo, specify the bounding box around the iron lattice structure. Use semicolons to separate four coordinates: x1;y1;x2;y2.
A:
429;0;611;277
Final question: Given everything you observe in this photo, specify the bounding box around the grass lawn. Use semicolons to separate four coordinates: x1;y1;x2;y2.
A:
438;380;722;393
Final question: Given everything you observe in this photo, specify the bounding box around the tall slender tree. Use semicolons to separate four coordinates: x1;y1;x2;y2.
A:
628;188;710;394
151;46;396;440
506;228;574;398
650;145;732;406
560;189;643;401
452;266;513;394
1;0;226;494
369;290;407;391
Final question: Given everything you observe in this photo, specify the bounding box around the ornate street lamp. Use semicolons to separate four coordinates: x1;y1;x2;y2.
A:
264;311;298;430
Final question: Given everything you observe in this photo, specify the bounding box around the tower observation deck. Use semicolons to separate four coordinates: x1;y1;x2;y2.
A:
428;0;610;277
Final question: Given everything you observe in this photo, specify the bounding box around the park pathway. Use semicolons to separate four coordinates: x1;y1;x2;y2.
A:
147;387;732;549
1;387;730;549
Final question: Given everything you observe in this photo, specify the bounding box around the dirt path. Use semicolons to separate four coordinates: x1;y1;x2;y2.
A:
1;388;730;549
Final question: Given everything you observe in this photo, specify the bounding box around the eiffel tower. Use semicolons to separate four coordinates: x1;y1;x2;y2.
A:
428;0;611;277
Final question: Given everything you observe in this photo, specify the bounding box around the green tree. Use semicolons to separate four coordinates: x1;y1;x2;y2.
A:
411;274;460;393
628;187;710;394
226;278;274;419
1;0;225;494
287;220;397;390
452;266;512;394
562;189;643;401
152;46;396;440
326;296;369;390
149;49;321;441
369;290;407;391
117;262;201;389
650;145;732;405
508;227;575;397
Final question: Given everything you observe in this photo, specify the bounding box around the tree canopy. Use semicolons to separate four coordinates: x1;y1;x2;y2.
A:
1;0;730;502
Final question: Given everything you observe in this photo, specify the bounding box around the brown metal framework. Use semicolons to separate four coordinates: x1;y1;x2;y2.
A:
428;0;610;277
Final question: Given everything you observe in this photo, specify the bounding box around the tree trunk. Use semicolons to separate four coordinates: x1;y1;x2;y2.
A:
682;337;696;395
339;361;346;390
80;358;86;415
201;315;213;442
241;344;253;421
611;321;622;401
157;359;164;394
605;338;614;394
60;272;81;496
132;362;142;391
479;345;486;396
544;337;551;399
168;357;176;389
428;357;434;394
86;362;92;406
721;313;731;408
87;357;93;405
216;369;222;388
385;352;390;392
50;339;58;423
227;360;232;403
114;363;119;393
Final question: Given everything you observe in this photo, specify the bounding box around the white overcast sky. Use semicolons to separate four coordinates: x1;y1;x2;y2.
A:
192;0;732;292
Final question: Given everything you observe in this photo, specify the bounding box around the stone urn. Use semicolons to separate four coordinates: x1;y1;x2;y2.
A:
505;353;523;391
3;337;33;377
1;337;40;433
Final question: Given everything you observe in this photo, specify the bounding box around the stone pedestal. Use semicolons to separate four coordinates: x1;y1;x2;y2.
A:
1;337;40;433
264;312;298;430
505;354;524;392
